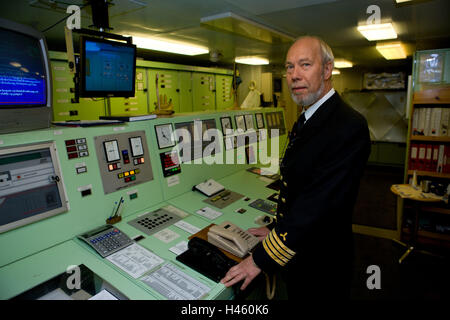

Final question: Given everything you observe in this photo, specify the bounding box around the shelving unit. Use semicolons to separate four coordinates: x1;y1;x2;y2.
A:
402;48;450;250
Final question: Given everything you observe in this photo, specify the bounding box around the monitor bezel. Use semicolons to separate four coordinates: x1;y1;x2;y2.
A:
79;36;137;98
0;18;52;109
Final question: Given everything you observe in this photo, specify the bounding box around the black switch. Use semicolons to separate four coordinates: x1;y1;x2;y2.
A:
81;189;92;197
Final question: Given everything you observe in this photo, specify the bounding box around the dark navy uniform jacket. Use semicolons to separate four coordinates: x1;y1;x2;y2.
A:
252;91;371;298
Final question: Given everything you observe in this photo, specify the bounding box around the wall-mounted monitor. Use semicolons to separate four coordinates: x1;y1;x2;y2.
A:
80;36;136;97
0;18;52;134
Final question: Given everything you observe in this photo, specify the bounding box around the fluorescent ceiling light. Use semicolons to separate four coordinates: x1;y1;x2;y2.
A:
396;0;412;3
201;12;294;44
332;69;341;75
334;59;353;68
376;42;407;60
357;23;397;41
128;35;209;56
235;56;269;65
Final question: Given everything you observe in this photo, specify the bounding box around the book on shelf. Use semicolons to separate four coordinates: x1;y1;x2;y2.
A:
437;144;445;173
441;108;449;135
410;143;418;171
417;108;426;135
412;106;450;137
412;109;419;135
99;114;157;122
417;144;426;171
430;108;442;136
432;144;439;172
410;143;450;173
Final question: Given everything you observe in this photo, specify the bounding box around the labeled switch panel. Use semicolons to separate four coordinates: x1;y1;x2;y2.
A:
94;131;154;194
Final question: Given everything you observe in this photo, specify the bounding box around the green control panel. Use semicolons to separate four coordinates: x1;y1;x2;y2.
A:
0;108;287;300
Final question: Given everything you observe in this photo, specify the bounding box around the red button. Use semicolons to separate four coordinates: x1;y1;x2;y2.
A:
125;177;131;182
68;152;78;159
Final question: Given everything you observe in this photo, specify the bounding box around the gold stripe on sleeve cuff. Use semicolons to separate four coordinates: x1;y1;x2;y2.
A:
262;239;286;266
268;232;295;260
264;236;290;264
272;230;296;256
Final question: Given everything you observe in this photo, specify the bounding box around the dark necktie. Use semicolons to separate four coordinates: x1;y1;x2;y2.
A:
297;112;306;130
297;112;306;132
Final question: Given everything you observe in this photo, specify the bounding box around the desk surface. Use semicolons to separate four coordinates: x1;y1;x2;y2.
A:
0;169;277;300
390;184;443;202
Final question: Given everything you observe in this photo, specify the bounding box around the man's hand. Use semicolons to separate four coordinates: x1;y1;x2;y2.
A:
248;226;270;241
220;255;261;290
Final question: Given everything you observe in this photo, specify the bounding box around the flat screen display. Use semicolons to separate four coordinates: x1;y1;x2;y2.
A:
80;37;136;97
0;28;47;107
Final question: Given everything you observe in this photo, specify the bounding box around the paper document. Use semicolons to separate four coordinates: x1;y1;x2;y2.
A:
174;220;201;234
106;243;164;278
153;228;180;243
196;207;223;220
169;241;189;255
140;262;211;300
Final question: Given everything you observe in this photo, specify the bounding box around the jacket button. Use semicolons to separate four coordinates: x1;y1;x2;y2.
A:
283;181;287;187
281;198;286;203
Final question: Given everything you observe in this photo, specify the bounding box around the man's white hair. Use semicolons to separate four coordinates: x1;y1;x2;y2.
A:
294;36;335;68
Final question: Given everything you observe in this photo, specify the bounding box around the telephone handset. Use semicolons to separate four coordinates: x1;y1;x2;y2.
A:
207;221;259;258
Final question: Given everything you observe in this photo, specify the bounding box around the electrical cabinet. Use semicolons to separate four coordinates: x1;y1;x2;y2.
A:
215;74;234;110
109;68;149;115
192;73;216;111
51;60;106;121
178;71;193;113
147;69;180;113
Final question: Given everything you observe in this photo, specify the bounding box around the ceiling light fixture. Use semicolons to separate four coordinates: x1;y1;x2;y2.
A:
334;59;353;68
332;69;341;75
235;56;269;65
395;0;412;3
128;35;209;56
357;23;397;41
376;42;407;60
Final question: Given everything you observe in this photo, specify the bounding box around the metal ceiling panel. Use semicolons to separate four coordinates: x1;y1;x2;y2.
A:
224;0;338;16
200;12;295;44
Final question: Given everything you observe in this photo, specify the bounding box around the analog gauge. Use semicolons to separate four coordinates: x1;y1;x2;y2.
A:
244;114;254;131
155;124;175;149
103;140;120;162
129;137;144;157
256;113;265;129
221;117;232;135
235;115;246;132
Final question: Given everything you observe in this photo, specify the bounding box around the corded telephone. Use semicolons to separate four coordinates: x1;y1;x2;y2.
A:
176;237;237;283
207;221;259;258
